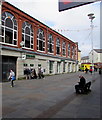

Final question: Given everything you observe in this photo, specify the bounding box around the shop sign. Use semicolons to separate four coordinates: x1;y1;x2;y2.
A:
61;59;65;62
26;54;35;59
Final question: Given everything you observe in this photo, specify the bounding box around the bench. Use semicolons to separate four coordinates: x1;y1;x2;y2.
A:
75;81;91;94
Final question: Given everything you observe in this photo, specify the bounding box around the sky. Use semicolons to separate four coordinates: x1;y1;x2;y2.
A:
5;0;100;57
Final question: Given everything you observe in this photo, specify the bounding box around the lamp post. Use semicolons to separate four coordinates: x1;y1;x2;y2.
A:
87;13;95;73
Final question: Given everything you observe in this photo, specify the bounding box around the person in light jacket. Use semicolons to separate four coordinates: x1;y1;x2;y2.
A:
8;69;15;87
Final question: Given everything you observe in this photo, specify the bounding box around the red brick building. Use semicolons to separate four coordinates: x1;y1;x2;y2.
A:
0;1;78;81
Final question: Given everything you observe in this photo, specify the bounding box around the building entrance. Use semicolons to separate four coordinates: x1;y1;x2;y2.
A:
2;56;17;82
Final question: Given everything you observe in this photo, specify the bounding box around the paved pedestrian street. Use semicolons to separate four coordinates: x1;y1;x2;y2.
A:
1;72;101;118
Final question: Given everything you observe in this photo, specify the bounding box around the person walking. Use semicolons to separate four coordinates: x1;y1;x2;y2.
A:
38;67;42;79
85;67;88;74
31;69;37;79
89;68;93;75
41;67;45;79
8;69;16;87
99;68;101;75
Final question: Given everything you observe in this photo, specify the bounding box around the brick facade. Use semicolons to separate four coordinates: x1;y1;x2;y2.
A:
0;2;79;81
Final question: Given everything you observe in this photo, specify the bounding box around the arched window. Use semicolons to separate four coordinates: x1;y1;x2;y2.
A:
48;34;54;53
22;21;33;49
37;28;45;51
62;41;66;56
0;12;17;45
56;38;60;55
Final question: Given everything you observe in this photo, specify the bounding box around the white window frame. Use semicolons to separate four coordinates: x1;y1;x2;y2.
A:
0;12;18;46
56;38;60;55
62;41;66;56
37;28;45;52
22;21;34;49
48;34;54;54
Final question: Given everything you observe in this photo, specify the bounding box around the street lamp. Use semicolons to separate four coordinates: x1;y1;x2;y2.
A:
87;13;95;73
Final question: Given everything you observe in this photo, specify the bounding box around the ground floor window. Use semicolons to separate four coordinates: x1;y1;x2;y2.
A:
57;62;61;73
49;61;54;74
68;63;71;72
63;62;66;72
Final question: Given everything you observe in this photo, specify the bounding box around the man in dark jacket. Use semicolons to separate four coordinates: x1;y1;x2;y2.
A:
78;75;86;87
75;75;86;93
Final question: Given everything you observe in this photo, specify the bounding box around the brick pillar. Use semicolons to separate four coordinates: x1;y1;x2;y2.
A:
44;27;48;54
34;25;38;52
18;18;22;48
70;44;72;59
66;42;68;58
60;39;62;57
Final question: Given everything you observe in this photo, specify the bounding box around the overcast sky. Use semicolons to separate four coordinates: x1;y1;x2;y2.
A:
5;0;100;57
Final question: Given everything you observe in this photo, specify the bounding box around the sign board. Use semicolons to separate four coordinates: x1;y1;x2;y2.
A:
59;0;99;11
26;54;35;59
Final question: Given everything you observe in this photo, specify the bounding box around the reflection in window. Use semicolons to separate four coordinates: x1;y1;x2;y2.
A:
37;28;45;51
56;38;60;55
22;21;34;49
0;12;17;45
48;34;54;53
62;41;66;56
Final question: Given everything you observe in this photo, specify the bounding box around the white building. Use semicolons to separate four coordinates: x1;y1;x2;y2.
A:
89;49;102;64
81;56;89;64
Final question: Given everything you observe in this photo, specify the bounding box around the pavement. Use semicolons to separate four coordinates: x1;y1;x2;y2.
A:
1;71;101;119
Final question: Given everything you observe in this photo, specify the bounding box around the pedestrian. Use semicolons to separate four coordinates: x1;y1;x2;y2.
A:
28;68;31;79
41;67;44;79
89;68;93;75
31;69;37;79
99;68;101;75
33;69;37;79
85;67;88;74
24;68;28;79
38;67;42;79
8;69;16;87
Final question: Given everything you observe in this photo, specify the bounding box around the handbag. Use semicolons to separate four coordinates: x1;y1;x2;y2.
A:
12;76;16;81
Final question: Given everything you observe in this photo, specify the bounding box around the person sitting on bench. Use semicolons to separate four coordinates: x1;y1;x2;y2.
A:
75;75;91;94
75;75;86;93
